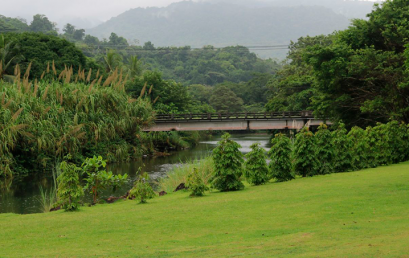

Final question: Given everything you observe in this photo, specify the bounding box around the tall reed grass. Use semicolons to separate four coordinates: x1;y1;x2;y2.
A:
157;157;214;193
38;185;57;213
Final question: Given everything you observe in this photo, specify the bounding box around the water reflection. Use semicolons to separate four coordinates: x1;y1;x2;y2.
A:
0;133;271;214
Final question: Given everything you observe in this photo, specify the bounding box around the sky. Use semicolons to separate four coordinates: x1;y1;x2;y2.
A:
1;0;187;29
1;0;383;29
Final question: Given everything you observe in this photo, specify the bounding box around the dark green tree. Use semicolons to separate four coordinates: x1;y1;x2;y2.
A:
186;168;209;196
211;133;244;191
29;14;57;34
269;133;294;182
294;127;318;177
347;126;369;170
331;123;353;173
244;143;269;185
315;124;335;174
209;85;243;113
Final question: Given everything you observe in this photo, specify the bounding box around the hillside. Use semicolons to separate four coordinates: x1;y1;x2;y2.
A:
1;162;409;257
86;1;351;59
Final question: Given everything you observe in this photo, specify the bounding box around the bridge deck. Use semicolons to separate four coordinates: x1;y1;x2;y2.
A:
144;111;326;132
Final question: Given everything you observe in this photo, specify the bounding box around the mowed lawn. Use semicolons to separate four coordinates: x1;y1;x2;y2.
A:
2;162;409;258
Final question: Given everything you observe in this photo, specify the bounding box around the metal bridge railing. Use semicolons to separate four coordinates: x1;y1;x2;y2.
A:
155;111;313;122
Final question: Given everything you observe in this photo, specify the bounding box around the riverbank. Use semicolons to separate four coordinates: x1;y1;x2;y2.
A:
1;161;409;257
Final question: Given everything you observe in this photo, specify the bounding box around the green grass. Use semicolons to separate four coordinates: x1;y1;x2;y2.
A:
2;162;409;257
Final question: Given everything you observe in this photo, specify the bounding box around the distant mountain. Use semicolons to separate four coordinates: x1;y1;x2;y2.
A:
86;1;358;59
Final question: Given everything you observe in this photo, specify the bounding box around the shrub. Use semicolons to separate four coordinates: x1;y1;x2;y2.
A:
294;127;318;177
57;160;84;211
269;133;294;182
129;172;156;203
186;168;209;196
244;143;269;185
211;133;244;191
348;126;370;170
315;123;335;174
331;123;353;172
82;156;128;204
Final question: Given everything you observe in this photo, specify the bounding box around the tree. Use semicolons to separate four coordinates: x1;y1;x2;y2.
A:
315;124;335;174
63;23;75;35
244;143;269;185
294;127;318;177
82;156;128;204
269;133;294;182
29;14;57;33
0;35;23;80
186;168;209;196
332;123;353;172
128;173;155;203
211;133;244;191
209;85;244;113
347;126;369;170
128;55;142;78
73;29;85;41
57;159;84;211
104;49;122;73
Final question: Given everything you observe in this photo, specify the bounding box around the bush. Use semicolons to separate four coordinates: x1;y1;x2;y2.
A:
331;123;353;172
186;168;209;196
82;156;128;204
244;143;269;185
269;133;294;182
348;126;370;170
315;124;335;174
129;173;156;203
211;133;244;191
57;159;84;211
294;127;318;177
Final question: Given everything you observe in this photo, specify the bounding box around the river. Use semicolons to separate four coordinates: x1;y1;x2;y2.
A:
0;133;271;214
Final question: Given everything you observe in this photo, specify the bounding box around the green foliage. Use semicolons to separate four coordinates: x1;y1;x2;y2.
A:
129;173;155;204
315;124;335;175
347;126;370;170
211;133;244;191
209;85;244;113
57;160;83;211
294;127;318;177
269;133;294;182
0;35;23;80
331;123;353;173
244;143;269;185
29;14;57;34
186;168;209;197
82;156;128;204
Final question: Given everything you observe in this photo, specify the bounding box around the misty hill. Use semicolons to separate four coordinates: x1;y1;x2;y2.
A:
87;1;352;59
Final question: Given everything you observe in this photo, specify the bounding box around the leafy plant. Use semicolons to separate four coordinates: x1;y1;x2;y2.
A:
82;156;128;204
331;123;353;173
315;123;335;174
348;126;369;170
129;172;156;204
186;167;209;196
57;160;83;211
38;185;57;213
294;127;318;177
244;143;269;185
269;133;294;182
211;133;244;191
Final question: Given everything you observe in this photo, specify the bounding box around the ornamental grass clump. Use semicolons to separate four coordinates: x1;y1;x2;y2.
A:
244;143;269;185
129;173;156;204
186;167;209;196
211;133;244;191
269;133;294;182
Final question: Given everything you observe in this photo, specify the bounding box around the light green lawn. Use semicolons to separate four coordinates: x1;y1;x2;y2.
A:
1;162;409;258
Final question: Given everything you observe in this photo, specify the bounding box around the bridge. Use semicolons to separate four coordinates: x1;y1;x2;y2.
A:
143;111;328;132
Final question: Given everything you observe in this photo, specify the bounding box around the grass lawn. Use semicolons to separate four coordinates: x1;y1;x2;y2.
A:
1;162;409;257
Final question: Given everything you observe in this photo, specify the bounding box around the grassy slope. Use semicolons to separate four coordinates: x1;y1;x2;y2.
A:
1;162;409;257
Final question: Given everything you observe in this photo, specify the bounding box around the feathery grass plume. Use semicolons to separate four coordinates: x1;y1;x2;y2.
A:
24;62;32;78
42;86;49;101
95;69;100;80
86;68;92;82
4;99;12;109
56;89;59;101
43;106;51;115
77;96;86;108
60;93;63;105
40;71;45;80
52;60;57;76
33;83;39;97
97;75;103;85
1;92;4;106
65;68;72;83
10;124;28;132
23;77;30;93
140;82;147;98
12;108;24;121
71;89;79;95
88;80;96;93
153;96;160;104
46;62;50;73
74;75;78;83
128;98;137;104
81;69;86;81
14;64;20;76
102;74;114;87
58;70;65;80
58;107;64;114
148;85;153;95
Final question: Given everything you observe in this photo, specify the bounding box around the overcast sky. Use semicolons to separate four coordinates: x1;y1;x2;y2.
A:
1;0;187;28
